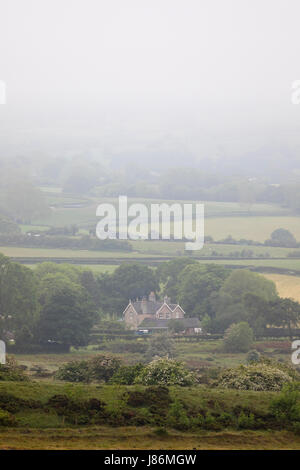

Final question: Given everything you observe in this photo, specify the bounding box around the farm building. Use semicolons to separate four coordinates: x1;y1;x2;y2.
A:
123;292;201;334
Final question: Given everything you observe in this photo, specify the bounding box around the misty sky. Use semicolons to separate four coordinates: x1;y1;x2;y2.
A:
1;0;300;165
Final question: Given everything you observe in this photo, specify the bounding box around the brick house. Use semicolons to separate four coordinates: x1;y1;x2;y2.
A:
123;292;201;333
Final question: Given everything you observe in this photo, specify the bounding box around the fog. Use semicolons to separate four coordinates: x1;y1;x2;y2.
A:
1;0;300;169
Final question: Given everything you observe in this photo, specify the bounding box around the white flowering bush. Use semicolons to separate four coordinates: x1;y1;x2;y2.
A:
135;358;195;386
217;363;292;391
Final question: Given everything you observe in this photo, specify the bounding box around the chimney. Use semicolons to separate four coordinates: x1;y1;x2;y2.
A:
164;295;170;304
141;296;148;314
148;291;156;302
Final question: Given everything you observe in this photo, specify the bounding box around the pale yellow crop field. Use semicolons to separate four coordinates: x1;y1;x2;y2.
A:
204;216;300;242
263;273;300;302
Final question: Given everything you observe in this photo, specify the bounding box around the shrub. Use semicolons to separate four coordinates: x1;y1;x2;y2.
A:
246;349;261;363
257;356;299;381
125;386;172;425
55;355;122;383
270;382;300;423
237;411;256;429
223;322;254;353
110;364;144;385
203;412;222;431
217;363;292;391
46;394;107;425
88;355;121;382
167;399;190;430
55;360;91;383
217;411;235;427
135;358;195;386
0;393;40;413
0;356;29;382
46;394;80;414
0;409;15;426
126;386;171;410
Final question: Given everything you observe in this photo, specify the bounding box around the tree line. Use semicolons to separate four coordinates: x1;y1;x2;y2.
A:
1;254;300;353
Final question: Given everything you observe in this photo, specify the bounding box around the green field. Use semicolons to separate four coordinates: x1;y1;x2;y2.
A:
2;240;295;259
132;240;294;257
0;246;165;259
25;264;118;274
196;258;300;270
32;196;291;233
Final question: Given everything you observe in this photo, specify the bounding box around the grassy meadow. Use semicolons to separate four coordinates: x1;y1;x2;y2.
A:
0;378;298;450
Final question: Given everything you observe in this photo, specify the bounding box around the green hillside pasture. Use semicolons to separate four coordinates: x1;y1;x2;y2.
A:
25;264;118;274
32;198;288;230
196;257;300;271
1;238;295;259
84;198;288;217
33;203;99;227
0;246;164;259
20;225;50;233
132;240;293;257
38;211;300;243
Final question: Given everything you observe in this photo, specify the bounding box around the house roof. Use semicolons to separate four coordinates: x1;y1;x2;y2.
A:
128;300;179;315
138;317;201;329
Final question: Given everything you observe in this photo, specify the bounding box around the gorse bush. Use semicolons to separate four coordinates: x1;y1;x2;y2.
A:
167;399;190;430
88;355;121;382
0;356;29;382
237;411;256;429
55;361;91;383
270;382;300;423
55;355;122;383
110;364;144;385
135;358;195;386
0;409;15;426
217;363;292;391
